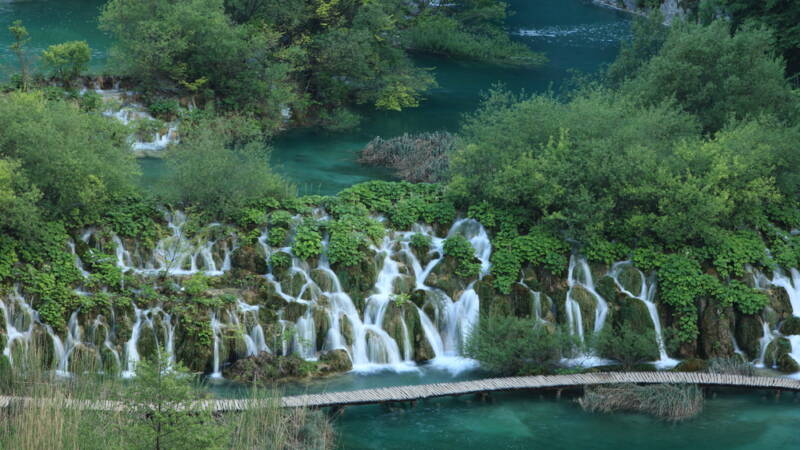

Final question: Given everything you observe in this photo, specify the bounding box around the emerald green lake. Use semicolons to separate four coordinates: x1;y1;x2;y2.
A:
0;0;630;194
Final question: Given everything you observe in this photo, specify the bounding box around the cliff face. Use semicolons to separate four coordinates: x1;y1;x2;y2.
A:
593;0;686;24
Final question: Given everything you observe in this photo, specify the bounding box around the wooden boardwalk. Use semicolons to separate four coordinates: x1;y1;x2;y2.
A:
2;372;799;412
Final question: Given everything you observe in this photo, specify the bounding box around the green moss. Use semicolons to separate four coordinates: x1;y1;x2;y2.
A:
735;314;764;360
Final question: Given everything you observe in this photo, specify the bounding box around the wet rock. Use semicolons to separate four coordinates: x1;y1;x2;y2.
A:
699;297;735;359
735;314;763;360
570;285;598;336
231;245;267;274
616;265;643;297
283;302;308;323
767;287;793;320
764;337;800;373
780;317;800;336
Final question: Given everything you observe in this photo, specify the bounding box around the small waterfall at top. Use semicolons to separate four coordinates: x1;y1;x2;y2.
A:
96;85;180;153
609;262;678;368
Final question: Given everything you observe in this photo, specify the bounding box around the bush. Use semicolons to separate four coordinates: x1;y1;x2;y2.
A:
292;220;323;260
464;314;575;375
409;233;432;254
707;357;755;376
594;322;657;370
579;383;704;422
443;235;481;279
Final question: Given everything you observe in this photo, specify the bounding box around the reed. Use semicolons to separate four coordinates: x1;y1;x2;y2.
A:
707;357;756;376
358;132;454;183
579;383;704;422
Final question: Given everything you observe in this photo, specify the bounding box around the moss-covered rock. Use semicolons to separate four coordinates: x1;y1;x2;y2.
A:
283;302;307;323
763;337;799;373
698;297;735;359
734;314;763;360
766;286;793;319
310;269;335;293
68;344;99;374
224;353;319;385
780;317;800;336
334;253;378;306
231;245;267;274
313;307;330;350
570;285;598;335
319;349;352;373
615;265;643;297
393;275;416;295
425;256;470;299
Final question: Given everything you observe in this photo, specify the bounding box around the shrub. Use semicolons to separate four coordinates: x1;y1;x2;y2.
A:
464;314;576;375
409;233;432;254
443;235;481;279
291;220;323;260
594;322;657;370
707;357;755;376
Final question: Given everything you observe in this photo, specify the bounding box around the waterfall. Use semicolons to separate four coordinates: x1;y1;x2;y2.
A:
121;305;145;378
210;312;224;379
54;311;82;377
100;211;236;277
565;255;609;342
68;241;90;279
756;319;775;368
770;268;800;317
609;262;678;368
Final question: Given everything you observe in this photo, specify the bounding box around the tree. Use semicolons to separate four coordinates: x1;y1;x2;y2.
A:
0;91;140;225
594;322;657;370
623;20;797;133
0;158;42;241
160;115;294;220
116;353;224;450
8;20;31;91
464;314;576;375
41;41;91;86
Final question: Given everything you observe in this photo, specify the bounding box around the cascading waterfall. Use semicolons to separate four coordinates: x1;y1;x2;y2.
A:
609;262;678;368
93;211;236;277
756;319;776;368
565;255;609;342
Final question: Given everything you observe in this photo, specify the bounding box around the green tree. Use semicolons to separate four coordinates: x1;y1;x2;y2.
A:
8;20;31;91
623;20;797;133
160;116;294;220
41;41;91;86
0;91;139;225
464;314;576;375
117;354;225;450
594;322;657;370
0;158;42;241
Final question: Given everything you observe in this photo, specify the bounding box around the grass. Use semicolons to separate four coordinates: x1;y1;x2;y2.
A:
0;343;335;450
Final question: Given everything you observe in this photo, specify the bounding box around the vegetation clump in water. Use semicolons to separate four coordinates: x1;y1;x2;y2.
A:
579;383;704;422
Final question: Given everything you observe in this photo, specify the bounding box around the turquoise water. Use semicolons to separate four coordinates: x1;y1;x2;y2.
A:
0;0;110;74
0;0;630;194
336;390;800;449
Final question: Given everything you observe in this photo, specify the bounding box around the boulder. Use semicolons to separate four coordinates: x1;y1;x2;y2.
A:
763;337;800;373
735;314;763;360
698;297;735;359
570;285;598;336
767;286;793;320
780;317;800;336
231;245;267;274
224;353;317;385
424;256;470;299
334;253;378;307
615;265;643;297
